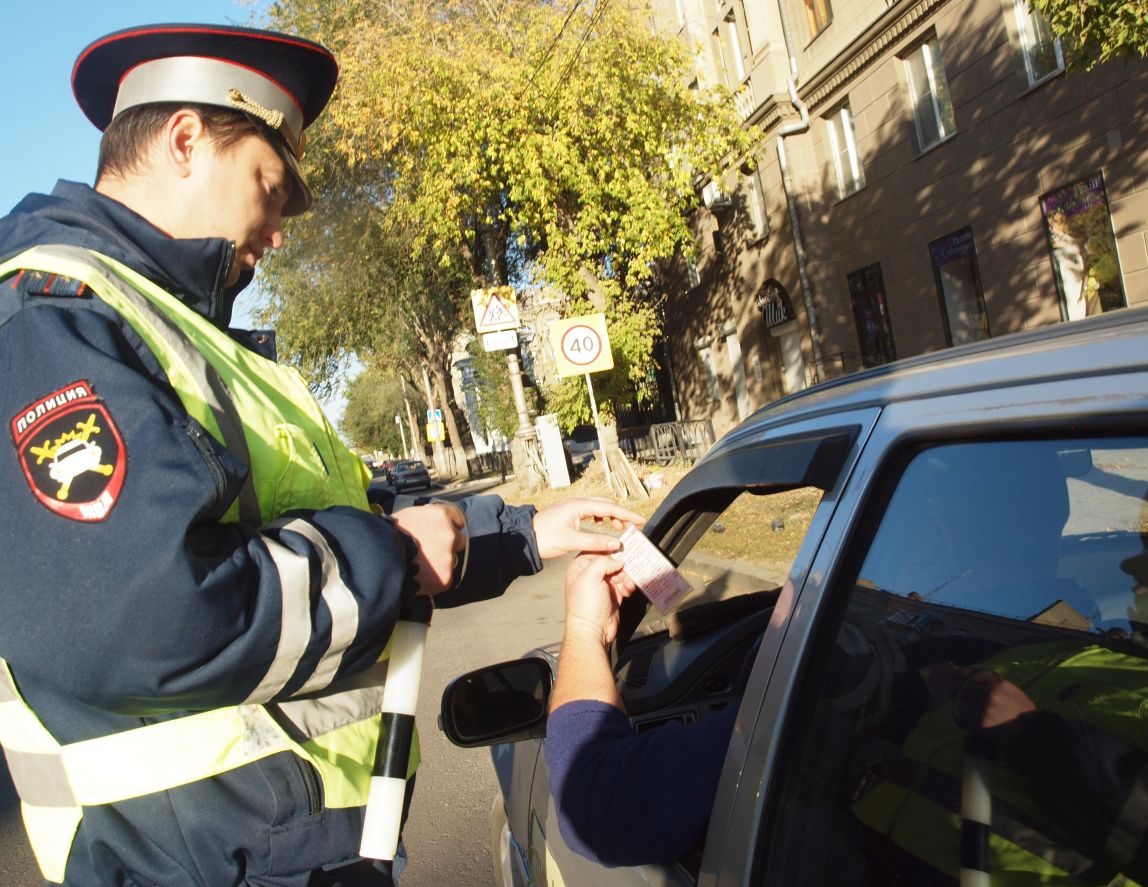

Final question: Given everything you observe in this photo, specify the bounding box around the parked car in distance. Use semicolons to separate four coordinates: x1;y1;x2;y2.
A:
440;307;1148;887
392;459;432;492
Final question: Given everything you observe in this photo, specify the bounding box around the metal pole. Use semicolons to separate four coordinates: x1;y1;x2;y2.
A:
586;372;613;493
422;366;447;476
403;394;418;461
506;351;533;433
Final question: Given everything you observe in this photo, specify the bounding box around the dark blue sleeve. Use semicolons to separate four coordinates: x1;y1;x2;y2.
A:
0;301;415;721
430;495;541;608
545;699;738;866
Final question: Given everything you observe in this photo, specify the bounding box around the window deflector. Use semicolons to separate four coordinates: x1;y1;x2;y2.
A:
613;429;858;659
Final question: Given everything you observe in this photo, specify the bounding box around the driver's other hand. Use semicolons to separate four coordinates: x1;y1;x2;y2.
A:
564;555;636;647
391;503;467;596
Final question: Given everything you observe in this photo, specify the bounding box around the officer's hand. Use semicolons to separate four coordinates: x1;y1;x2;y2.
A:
391;503;467;596
952;670;1037;730
533;498;645;560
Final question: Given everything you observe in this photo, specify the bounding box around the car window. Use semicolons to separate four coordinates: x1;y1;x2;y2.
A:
756;437;1148;885
634;485;825;638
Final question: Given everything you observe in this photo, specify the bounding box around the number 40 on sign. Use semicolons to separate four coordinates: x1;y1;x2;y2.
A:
549;314;614;378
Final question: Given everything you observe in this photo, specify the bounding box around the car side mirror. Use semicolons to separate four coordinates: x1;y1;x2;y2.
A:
439;658;552;749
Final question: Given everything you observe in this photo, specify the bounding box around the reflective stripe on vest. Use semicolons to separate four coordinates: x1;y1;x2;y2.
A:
851;642;1148;885
0;247;414;882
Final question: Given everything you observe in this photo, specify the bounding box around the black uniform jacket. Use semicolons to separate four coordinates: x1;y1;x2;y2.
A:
0;181;541;885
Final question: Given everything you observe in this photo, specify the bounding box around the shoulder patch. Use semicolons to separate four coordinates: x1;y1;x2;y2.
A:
10;269;90;299
10;381;126;522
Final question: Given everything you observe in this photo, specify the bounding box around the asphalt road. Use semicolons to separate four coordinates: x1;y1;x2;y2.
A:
0;483;570;886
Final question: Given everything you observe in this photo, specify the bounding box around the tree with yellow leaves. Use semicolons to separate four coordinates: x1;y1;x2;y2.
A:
259;0;754;435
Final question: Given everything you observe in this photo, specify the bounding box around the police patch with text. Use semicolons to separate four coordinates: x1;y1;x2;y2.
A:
11;381;127;522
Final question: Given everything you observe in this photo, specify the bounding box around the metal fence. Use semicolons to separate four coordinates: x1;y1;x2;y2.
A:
618;419;715;466
466;449;512;480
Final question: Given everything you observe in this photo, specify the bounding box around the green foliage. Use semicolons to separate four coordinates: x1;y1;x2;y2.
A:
341;365;408;452
261;0;754;429
1031;0;1148;70
465;341;537;440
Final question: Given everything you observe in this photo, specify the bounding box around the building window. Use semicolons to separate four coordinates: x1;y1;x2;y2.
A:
711;11;746;89
698;345;721;401
804;0;832;38
743;171;769;240
929;227;990;346
847;263;895;367
826;105;865;199
903;36;956;151
686;256;701;289
1014;0;1064;86
1040;173;1126;320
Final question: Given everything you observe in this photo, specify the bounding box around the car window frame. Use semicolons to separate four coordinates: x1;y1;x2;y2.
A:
710;369;1148;887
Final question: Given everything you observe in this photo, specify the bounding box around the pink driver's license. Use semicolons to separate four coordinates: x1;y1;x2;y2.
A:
618;525;692;614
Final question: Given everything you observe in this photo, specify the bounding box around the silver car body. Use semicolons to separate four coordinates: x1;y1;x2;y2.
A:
485;308;1148;887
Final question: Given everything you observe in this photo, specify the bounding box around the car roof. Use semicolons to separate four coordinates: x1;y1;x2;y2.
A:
708;306;1148;461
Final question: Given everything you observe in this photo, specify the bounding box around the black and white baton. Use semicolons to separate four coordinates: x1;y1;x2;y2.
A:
360;529;469;861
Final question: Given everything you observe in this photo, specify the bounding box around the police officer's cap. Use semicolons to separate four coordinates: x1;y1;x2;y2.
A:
72;23;338;216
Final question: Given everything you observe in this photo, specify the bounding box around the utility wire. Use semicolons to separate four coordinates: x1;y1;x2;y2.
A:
519;0;586;99
543;0;612;110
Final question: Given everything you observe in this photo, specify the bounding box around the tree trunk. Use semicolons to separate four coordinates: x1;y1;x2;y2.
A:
430;361;471;480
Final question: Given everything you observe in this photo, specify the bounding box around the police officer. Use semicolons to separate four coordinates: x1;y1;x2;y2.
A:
0;23;641;886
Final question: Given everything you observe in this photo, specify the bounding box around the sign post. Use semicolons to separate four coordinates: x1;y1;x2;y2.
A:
549;314;615;491
394;414;407;459
471;287;542;490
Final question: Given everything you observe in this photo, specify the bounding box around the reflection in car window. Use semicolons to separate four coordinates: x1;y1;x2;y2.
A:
758;439;1148;885
635;486;823;637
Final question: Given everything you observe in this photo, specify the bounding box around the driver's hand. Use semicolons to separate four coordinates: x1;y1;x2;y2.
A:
563;554;637;647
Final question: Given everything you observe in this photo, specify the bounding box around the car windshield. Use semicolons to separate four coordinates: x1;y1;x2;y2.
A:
635;485;824;637
396;461;423;471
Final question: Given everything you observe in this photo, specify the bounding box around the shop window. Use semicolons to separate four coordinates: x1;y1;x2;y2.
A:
903;35;956;151
1039;173;1127;320
698;345;721;402
929;227;990;346
847;263;895;367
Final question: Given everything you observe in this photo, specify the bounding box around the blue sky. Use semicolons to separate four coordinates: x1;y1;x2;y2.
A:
0;2;266;215
0;2;360;424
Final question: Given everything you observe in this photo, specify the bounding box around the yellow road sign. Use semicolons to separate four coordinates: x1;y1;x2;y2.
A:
549;314;614;377
471;286;520;333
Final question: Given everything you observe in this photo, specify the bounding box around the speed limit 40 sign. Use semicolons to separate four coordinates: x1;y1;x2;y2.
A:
549;314;614;377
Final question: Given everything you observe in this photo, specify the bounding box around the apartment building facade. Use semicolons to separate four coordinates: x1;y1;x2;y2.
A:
651;0;1148;438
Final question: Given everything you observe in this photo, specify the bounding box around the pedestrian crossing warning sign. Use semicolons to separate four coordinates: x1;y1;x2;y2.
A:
471;286;521;333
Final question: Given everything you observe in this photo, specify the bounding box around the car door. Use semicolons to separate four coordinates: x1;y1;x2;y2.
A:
702;361;1148;885
523;408;882;886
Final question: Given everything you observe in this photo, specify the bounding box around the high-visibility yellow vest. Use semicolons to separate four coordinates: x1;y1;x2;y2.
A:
851;640;1146;884
0;245;418;883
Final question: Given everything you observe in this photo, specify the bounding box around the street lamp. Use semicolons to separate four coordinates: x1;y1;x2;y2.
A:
395;414;408;459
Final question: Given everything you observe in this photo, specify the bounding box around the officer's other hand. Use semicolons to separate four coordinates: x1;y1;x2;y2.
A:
391;503;467;596
951;669;1037;731
533;498;645;560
